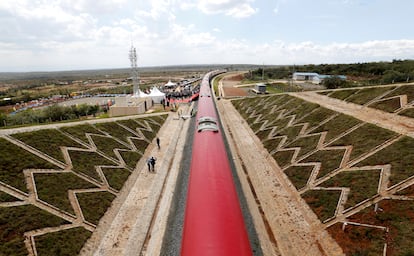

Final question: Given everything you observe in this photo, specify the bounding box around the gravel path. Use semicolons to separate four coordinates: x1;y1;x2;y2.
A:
159;107;196;255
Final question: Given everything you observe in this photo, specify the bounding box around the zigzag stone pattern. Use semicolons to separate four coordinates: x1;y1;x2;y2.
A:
233;91;414;255
322;83;414;119
0;115;166;255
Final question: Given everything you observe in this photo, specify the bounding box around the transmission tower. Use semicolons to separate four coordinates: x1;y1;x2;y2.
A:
129;44;140;97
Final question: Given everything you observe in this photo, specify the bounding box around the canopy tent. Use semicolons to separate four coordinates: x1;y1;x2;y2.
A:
132;89;149;98
164;80;176;88
148;87;166;103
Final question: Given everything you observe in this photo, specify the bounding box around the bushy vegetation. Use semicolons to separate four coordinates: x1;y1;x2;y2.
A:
284;165;314;190
0;191;20;202
91;136;130;161
356;136;414;186
301;149;346;179
321;170;381;209
12;129;85;163
77;191;116;225
94;122;137;144
1;104;101;127
329;123;397;161
0;205;69;256
34;172;97;214
345;86;395;105
302;189;341;222
59;124;104;144
102;167;132;191
247;60;414;89
311;114;361;143
119;150;143;169
0;137;57;192
69;150;115;181
35;227;92;256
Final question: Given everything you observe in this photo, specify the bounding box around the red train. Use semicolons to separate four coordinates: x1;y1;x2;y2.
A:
181;71;252;255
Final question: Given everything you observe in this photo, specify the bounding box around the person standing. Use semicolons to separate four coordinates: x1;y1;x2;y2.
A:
150;156;156;172
156;137;160;149
146;157;152;172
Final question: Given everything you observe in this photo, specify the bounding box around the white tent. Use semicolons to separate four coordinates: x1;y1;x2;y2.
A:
132;89;149;98
148;87;166;103
164;80;176;88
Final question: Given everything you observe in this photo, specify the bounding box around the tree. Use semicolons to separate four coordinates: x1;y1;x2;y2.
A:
323;76;348;89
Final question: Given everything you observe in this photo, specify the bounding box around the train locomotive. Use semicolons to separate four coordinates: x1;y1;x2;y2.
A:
181;71;252;255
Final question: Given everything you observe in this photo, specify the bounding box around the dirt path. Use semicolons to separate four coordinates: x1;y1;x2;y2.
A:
219;99;344;256
220;72;249;97
87;105;192;256
293;92;414;137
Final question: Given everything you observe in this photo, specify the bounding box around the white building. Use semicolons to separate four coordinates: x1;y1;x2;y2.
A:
312;75;347;84
293;72;319;81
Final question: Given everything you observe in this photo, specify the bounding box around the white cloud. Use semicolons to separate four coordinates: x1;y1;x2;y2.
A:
1;1;413;71
197;0;257;18
225;3;257;18
273;0;287;15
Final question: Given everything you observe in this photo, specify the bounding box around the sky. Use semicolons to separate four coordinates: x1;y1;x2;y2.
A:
1;0;414;72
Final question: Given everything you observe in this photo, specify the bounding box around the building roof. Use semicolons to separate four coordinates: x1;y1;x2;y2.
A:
293;72;319;76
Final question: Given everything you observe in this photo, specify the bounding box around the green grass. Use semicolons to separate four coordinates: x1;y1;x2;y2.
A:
294;107;336;130
60;124;104;144
11;129;85;163
140;117;163;133
355;136;414;186
102;167;132;191
398;108;414;118
327;89;358;101
0;138;58;192
287;133;322;159
310;114;362;144
345;87;395;105
302;189;341;222
300;148;346;179
287;99;320;120
0;191;20;202
256;127;274;140
272;125;303;145
119;150;143;169
35;227;92;256
94;122;138;144
264;116;292;134
259;109;284;126
90;135;130;160
272;150;295;168
385;84;414;103
116;119;148;137
321;169;381;209
212;74;225;96
130;138;150;153
329;123;397;161
77;191;116;225
367;97;402;113
284;165;313;190
262;137;284;153
69;150;116;181
34;172;97;214
140;129;156;141
267;83;302;93
0;205;69;256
